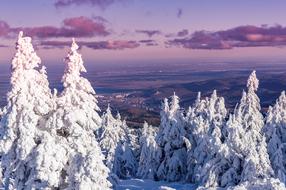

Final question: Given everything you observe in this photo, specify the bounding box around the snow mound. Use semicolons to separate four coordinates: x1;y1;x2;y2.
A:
228;178;286;190
116;179;196;190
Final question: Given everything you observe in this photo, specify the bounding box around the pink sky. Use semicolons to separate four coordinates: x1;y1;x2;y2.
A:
1;0;286;64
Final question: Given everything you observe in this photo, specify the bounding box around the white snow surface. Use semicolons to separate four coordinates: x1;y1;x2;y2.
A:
116;179;197;190
117;178;286;190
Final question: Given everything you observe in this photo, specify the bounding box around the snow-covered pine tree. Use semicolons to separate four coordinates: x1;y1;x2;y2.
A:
265;91;286;183
97;105;137;180
156;98;169;147
45;39;111;189
156;92;189;182
185;90;228;186
0;31;54;189
224;71;274;186
124;117;141;166
120;118;140;176
137;121;161;180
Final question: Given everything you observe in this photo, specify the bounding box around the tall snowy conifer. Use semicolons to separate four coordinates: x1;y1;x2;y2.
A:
185;90;228;186
156;93;189;181
225;71;273;185
265;91;286;183
97;105;137;180
137;121;161;180
0;32;54;189
46;39;111;189
193;72;285;189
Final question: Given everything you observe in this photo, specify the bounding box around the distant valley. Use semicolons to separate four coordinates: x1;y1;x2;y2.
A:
1;61;286;127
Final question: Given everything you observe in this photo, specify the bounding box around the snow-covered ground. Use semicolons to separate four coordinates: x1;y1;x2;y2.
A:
116;179;197;190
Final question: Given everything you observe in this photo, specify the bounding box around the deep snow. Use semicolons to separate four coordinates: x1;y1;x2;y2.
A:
116;179;197;190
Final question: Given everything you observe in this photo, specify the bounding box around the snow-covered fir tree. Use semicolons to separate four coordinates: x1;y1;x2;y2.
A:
137;121;161;180
185;90;228;186
191;72;286;189
97;105;137;180
156;93;189;182
45;39;111;189
97;105;118;171
0;32;54;189
224;71;274;187
265;91;286;183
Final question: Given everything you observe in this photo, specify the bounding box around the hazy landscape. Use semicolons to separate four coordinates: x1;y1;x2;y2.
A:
2;60;286;127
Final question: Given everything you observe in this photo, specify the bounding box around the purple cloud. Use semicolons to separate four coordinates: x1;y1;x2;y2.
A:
1;16;110;39
168;25;286;49
54;0;122;9
169;31;231;49
92;16;109;23
139;39;158;46
177;8;183;18
136;30;161;38
177;29;188;37
0;21;10;37
0;44;8;48
39;41;70;49
62;16;110;36
89;40;139;50
40;40;140;50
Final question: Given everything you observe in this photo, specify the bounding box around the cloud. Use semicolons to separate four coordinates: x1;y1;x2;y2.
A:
168;25;286;49
168;31;231;49
177;8;183;18
0;21;10;37
136;30;161;38
86;40;140;50
54;0;122;9
40;40;140;50
92;16;109;23
0;16;110;39
139;39;158;46
177;29;188;37
39;41;70;49
62;16;110;36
